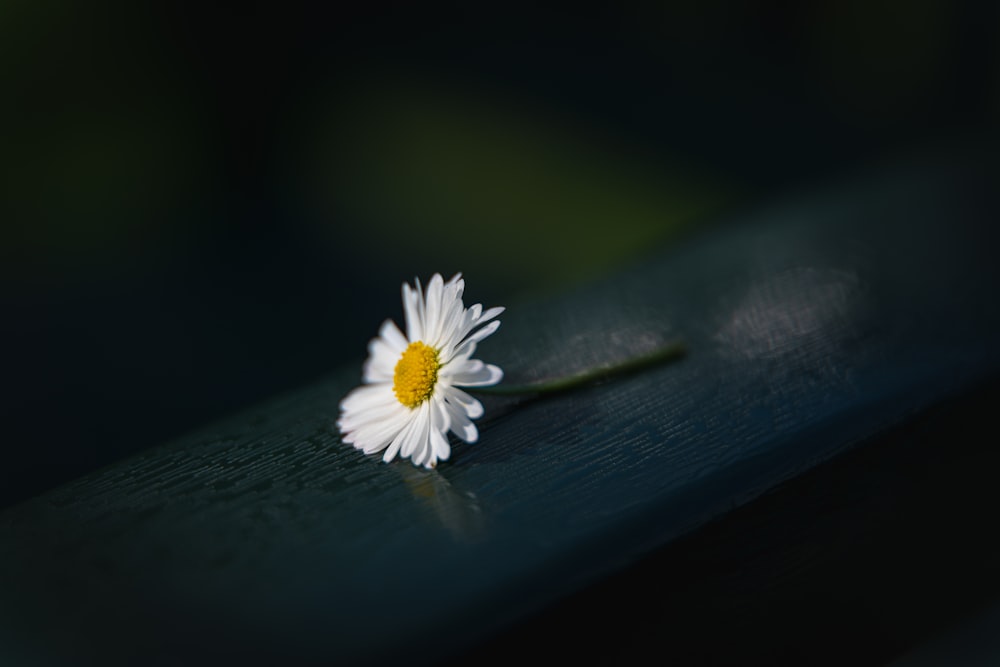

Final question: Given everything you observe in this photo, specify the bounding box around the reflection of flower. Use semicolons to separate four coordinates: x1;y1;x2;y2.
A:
338;273;503;468
398;466;486;542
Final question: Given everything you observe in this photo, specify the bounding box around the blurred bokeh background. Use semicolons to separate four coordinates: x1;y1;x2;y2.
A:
2;0;998;509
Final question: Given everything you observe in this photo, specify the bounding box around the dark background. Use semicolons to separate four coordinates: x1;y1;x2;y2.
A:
2;0;998;509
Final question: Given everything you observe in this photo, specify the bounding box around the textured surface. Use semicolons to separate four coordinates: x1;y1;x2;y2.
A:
2;145;998;666
453;375;1000;666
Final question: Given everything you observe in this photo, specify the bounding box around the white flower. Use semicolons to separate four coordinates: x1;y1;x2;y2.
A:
337;273;504;468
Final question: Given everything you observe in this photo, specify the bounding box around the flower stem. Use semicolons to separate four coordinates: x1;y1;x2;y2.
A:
472;341;687;397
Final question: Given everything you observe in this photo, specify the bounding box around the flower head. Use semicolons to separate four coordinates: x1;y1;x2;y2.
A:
338;273;504;468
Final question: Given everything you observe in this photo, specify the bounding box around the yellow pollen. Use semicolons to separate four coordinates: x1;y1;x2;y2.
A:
393;341;440;408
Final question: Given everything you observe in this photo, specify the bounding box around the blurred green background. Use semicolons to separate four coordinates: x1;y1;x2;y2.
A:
2;0;998;508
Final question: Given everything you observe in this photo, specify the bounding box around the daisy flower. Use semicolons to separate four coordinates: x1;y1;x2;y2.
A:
338;273;504;468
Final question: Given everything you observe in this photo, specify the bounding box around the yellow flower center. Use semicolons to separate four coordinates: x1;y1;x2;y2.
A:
393;341;440;408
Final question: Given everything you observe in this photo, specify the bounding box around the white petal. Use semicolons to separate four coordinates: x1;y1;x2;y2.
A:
403;282;423;342
468;319;501;344
424;273;445;346
351;407;412;455
432;393;451;437
443;386;484;419
339;383;394;413
338;397;405;431
414;277;426;337
443;318;501;364
456;420;478;444
446;276;465;312
378;319;409;353
400;402;430;460
427;426;450;468
413;401;438;467
413;433;428;467
423;398;451;467
443;395;479;442
448;362;504;387
455;304;502;342
436;283;466;352
441;357;481;377
444;320;500;363
360;431;394;455
477;306;505;325
363;338;399;382
450;335;475;359
383;414;417;463
350;403;409;444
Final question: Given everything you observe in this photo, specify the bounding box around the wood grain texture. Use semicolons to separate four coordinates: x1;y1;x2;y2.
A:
449;377;1000;666
1;146;998;666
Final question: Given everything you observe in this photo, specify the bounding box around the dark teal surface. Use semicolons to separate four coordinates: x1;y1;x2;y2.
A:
1;145;998;666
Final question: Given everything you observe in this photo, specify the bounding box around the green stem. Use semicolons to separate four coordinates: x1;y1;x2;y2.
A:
472;340;687;397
